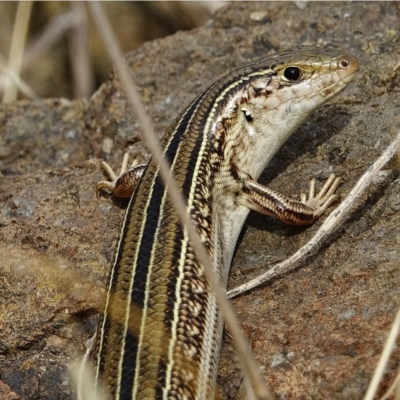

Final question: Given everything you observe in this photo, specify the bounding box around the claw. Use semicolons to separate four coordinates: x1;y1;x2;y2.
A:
96;153;146;199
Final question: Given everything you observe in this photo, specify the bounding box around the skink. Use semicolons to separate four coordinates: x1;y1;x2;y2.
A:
87;46;359;400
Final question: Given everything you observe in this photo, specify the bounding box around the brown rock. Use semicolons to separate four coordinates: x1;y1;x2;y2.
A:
1;2;399;399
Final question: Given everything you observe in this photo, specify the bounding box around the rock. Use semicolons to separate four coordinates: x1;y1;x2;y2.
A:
1;2;399;399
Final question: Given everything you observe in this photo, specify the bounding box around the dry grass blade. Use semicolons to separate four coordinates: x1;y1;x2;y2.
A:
23;10;76;68
228;131;400;299
69;2;93;98
0;51;52;115
379;367;400;400
365;309;400;400
397;379;400;400
87;2;273;399
2;0;33;103
72;356;110;400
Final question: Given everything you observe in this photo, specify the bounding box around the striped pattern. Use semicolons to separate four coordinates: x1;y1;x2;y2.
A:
91;46;359;399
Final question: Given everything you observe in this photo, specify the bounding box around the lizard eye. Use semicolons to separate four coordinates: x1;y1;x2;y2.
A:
283;66;301;81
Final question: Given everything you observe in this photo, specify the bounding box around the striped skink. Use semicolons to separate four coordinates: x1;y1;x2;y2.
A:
84;46;359;400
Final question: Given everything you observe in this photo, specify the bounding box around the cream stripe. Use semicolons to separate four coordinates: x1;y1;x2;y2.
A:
115;176;157;400
163;227;189;398
94;187;143;387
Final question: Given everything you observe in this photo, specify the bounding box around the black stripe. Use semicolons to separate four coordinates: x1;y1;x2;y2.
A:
119;331;139;400
118;92;205;393
155;358;168;400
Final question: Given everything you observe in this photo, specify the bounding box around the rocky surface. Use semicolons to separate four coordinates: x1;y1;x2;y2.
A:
1;2;400;399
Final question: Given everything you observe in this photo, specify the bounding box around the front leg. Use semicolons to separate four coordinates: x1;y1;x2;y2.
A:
238;174;342;225
96;153;147;198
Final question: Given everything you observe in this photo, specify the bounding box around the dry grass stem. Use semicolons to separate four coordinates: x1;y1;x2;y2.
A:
379;367;400;400
23;10;75;68
0;52;52;115
365;309;400;400
2;1;33;103
228;131;400;298
87;2;272;399
69;2;93;98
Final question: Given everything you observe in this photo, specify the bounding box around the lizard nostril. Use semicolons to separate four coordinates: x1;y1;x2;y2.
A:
337;54;360;75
